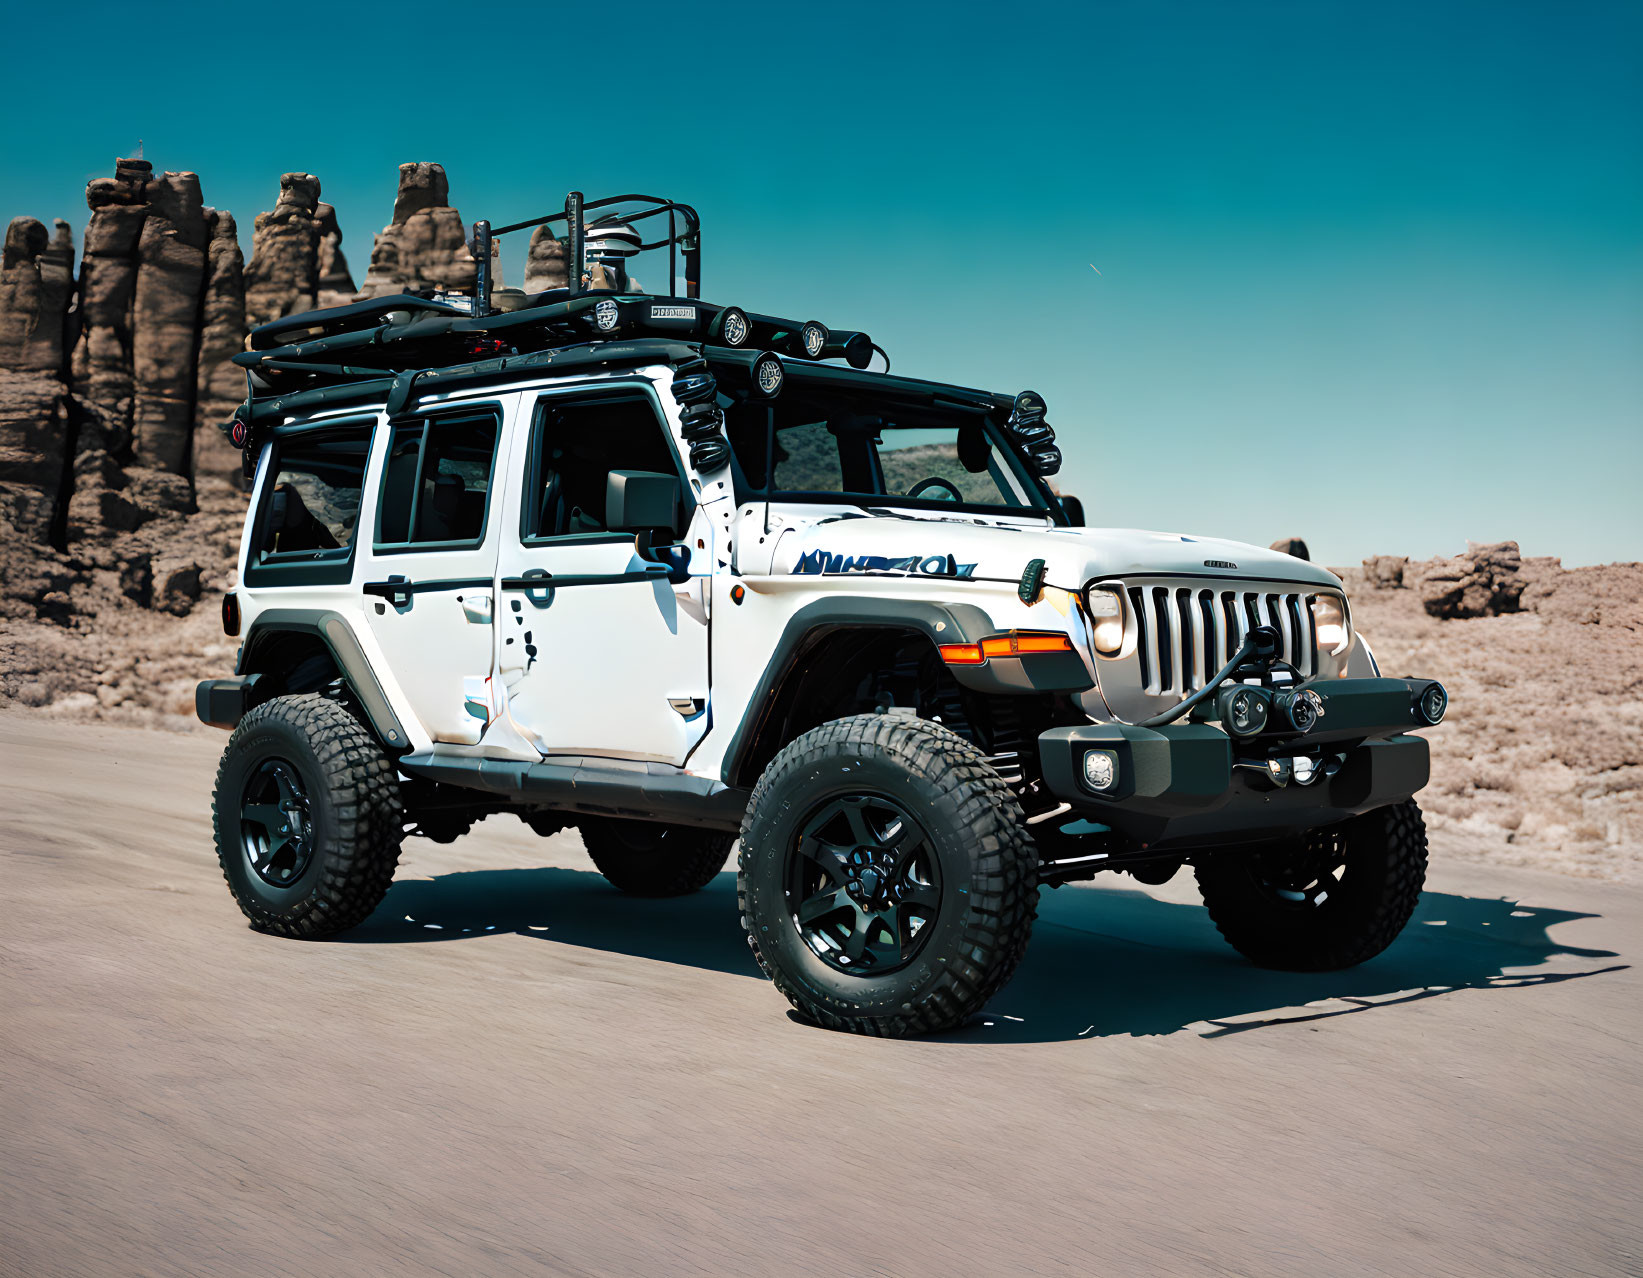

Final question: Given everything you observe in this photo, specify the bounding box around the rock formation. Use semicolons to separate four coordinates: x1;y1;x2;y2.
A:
1418;540;1527;619
1;217;75;372
1361;554;1408;589
130;171;208;475
314;202;354;309
357;162;498;298
193;210;247;483
1269;537;1310;561
71;159;151;448
241;173;358;328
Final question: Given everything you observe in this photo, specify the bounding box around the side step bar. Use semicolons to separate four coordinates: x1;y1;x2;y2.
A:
398;752;749;832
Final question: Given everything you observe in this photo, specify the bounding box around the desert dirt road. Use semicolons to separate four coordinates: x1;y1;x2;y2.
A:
2;713;1639;1278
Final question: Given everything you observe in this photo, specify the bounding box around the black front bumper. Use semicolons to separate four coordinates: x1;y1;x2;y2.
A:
1039;678;1434;848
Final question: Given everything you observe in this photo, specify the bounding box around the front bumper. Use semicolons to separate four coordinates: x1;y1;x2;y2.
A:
1038;677;1435;848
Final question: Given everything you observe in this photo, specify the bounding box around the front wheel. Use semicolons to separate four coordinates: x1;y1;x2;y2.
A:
1194;799;1429;971
738;714;1037;1037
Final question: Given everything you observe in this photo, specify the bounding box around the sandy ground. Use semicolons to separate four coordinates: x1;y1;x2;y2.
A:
2;713;1640;1278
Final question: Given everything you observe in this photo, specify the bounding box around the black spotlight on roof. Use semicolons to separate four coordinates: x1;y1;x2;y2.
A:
751;351;785;398
796;321;828;360
820;330;874;369
715;306;751;347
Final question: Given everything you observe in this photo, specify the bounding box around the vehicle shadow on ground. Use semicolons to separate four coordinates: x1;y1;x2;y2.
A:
344;867;1626;1043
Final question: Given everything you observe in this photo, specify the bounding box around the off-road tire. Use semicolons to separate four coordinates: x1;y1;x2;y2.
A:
579;818;733;897
212;694;403;938
1194;799;1428;971
738;714;1037;1037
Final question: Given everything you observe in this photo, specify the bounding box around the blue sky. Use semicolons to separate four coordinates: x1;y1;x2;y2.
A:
4;0;1638;566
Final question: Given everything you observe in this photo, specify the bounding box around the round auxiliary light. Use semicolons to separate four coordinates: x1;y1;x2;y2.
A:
752;352;784;398
800;321;827;359
1417;681;1448;725
719;307;750;347
1227;688;1268;736
1291;755;1320;786
1275;689;1321;734
228;416;249;449
1082;749;1118;793
593;298;620;332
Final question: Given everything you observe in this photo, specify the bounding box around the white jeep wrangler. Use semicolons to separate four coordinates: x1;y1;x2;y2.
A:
197;192;1445;1036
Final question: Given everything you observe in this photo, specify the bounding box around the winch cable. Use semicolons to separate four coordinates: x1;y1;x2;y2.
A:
1135;626;1278;728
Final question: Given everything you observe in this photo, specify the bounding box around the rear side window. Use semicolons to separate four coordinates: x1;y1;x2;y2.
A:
375;410;500;549
247;422;373;585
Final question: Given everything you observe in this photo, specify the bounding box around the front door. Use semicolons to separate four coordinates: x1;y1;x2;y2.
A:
360;401;504;746
494;383;711;765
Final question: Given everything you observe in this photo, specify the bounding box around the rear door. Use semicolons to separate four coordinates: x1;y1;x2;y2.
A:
359;400;505;746
494;381;711;764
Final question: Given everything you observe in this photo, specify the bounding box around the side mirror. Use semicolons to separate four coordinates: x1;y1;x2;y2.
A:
606;470;683;537
1059;494;1085;527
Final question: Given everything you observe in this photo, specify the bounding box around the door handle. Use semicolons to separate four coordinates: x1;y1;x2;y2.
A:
363;574;412;606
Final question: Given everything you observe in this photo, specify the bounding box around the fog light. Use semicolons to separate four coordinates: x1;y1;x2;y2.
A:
1083;749;1119;793
1218;685;1270;736
593;298;620;332
1417;681;1447;725
1273;688;1323;733
1292;755;1320;786
1084;586;1124;656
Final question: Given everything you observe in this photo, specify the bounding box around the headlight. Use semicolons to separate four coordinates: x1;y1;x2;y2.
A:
1085;586;1124;656
1311;594;1349;656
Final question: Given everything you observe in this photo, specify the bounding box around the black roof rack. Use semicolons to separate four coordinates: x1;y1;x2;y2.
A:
233;190;883;400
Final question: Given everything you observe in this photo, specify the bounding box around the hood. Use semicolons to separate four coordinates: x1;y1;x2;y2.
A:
771;511;1343;591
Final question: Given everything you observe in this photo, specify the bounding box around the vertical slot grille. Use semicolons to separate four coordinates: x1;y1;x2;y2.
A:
1129;582;1322;695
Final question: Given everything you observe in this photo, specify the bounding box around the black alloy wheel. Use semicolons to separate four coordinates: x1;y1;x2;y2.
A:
212;694;403;938
738;713;1037;1037
786;795;942;974
240;758;316;887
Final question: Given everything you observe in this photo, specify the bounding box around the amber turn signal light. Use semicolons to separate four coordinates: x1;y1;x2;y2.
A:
939;632;1073;665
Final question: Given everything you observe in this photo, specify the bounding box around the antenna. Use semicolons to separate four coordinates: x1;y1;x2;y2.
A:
135;139;144;160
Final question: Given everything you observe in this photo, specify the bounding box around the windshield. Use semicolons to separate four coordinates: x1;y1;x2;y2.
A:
724;388;1053;517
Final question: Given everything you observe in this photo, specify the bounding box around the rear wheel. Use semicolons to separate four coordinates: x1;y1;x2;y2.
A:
580;817;733;897
212;694;403;938
1194;799;1428;971
738;714;1037;1037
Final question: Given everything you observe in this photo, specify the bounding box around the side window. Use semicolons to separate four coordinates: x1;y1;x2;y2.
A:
523;392;683;540
375;410;500;549
254;424;372;565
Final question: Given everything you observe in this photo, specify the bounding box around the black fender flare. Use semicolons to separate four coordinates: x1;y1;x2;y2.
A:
719;595;1093;786
233;609;410;750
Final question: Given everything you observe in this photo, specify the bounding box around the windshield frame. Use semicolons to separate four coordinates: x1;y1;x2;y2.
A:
723;390;1066;524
